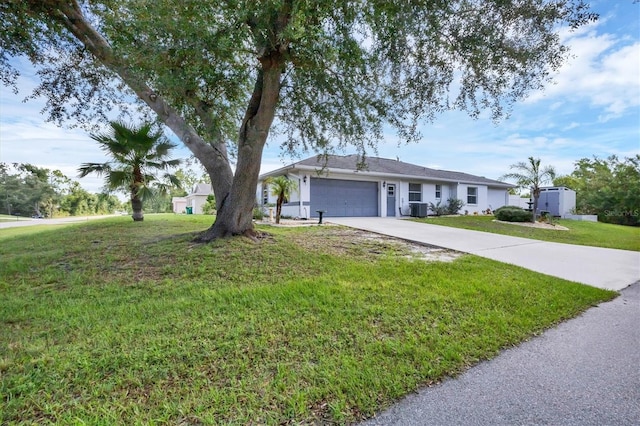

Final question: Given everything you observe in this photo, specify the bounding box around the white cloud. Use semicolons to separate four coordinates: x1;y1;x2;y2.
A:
526;21;640;118
563;122;580;131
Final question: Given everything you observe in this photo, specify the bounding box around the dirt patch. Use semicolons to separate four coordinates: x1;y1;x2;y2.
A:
288;227;462;263
493;219;569;231
257;218;325;227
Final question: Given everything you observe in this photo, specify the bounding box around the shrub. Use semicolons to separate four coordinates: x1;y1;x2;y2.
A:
428;198;465;216
495;206;533;222
428;201;447;216
252;206;265;220
444;198;465;215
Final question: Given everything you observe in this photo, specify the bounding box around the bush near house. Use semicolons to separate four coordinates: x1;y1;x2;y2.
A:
429;198;466;216
494;206;533;222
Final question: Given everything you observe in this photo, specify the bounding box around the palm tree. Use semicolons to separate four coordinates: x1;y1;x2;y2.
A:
501;157;556;221
264;176;298;224
78;121;182;221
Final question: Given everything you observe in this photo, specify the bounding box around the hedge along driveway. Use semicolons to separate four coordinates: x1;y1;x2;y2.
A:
328;217;640;290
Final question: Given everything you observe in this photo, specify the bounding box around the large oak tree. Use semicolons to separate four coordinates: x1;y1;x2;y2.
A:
0;0;596;240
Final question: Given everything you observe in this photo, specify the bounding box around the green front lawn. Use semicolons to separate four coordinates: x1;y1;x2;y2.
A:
0;215;615;424
412;215;640;251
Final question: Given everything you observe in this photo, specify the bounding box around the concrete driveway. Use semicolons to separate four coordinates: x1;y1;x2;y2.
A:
328;217;640;291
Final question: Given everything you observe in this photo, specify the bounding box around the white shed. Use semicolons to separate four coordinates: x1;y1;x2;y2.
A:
536;187;576;217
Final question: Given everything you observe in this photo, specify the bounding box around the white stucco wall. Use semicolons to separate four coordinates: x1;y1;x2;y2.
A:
456;183;488;214
172;197;187;214
187;195;209;214
487;188;508;212
507;195;530;209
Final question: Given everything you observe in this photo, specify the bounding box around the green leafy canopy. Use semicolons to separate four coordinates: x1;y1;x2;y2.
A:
1;0;597;154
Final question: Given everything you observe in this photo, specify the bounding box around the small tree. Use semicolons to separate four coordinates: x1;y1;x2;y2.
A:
79;121;182;221
202;195;217;215
264;176;298;224
501;157;556;221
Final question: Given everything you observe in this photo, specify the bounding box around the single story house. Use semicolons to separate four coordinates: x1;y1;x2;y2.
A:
172;183;213;214
257;154;514;218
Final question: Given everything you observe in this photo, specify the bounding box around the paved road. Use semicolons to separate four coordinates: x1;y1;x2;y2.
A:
328;217;640;291
360;282;640;426
0;215;118;229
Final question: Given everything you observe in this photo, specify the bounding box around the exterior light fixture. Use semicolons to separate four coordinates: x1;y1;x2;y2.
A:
382;181;386;188
303;175;307;184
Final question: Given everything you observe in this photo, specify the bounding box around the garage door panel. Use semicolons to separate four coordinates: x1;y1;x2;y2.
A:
310;178;378;217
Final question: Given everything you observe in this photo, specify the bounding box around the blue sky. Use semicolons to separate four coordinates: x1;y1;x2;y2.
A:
1;1;638;195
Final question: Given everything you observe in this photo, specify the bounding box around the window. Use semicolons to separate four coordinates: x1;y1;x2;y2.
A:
467;187;478;205
387;185;395;197
409;183;422;202
435;184;442;200
262;186;269;205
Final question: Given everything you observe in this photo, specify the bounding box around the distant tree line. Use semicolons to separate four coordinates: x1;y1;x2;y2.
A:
1;161;210;218
0;162;122;217
554;155;640;226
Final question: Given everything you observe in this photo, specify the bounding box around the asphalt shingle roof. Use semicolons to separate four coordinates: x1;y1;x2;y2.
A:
291;154;511;187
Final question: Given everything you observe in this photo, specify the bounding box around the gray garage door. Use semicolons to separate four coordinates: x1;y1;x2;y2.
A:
310;178;378;217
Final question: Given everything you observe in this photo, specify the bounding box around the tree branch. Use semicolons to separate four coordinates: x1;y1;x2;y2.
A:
44;0;233;192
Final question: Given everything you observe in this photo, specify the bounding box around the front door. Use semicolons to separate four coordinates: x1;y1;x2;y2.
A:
386;184;396;217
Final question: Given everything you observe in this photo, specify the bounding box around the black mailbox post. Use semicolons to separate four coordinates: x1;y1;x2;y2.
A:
316;210;326;224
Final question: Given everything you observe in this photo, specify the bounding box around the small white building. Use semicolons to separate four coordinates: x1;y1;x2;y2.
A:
536;186;576;217
172;183;213;214
172;196;187;214
258;155;514;218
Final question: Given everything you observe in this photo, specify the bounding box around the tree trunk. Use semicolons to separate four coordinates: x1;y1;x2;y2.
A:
51;1;234;222
532;187;540;222
131;194;143;221
276;195;283;224
196;59;283;241
52;1;288;241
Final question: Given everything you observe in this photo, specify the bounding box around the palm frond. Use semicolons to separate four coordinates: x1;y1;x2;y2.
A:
142;173;159;183
78;162;110;178
165;173;182;189
82;120;181;196
143;161;166;171
164;158;182;168
136;185;155;201
153;182;172;197
107;170;133;190
152;141;178;158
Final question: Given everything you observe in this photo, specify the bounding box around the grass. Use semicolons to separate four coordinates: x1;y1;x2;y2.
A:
0;215;615;424
412;215;640;251
0;215;31;223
